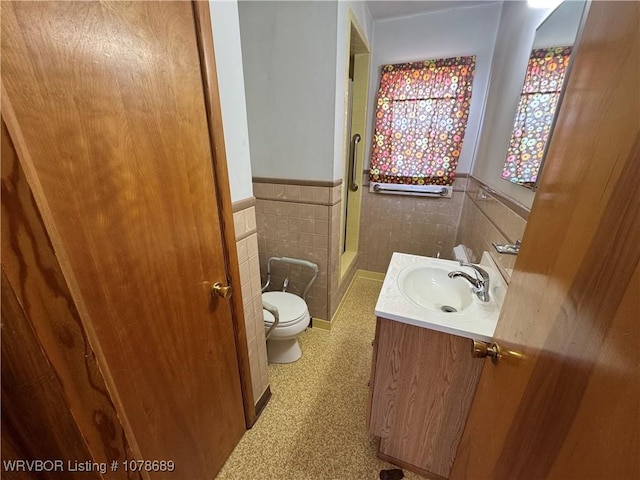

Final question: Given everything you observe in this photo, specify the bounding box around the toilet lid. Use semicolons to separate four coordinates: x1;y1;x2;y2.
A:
262;291;308;326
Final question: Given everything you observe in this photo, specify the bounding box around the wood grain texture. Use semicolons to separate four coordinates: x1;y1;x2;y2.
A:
192;0;256;427
2;2;246;478
1;419;40;480
546;262;640;479
1;120;141;479
366;319;381;432
377;450;448;480
451;3;640;479
1;271;100;480
370;318;484;479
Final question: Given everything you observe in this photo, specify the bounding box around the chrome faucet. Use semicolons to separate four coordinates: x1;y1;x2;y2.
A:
448;261;490;302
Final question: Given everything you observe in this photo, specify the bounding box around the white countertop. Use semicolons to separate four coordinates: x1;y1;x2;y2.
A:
374;252;507;342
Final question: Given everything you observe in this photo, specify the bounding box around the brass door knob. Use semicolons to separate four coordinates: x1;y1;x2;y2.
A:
471;339;501;365
211;282;233;299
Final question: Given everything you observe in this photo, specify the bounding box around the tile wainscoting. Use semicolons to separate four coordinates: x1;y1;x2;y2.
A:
455;177;528;281
253;179;345;322
356;174;528;283
357;176;467;273
233;199;270;403
251;174;528;336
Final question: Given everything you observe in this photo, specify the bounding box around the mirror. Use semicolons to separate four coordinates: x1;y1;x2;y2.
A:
501;1;587;190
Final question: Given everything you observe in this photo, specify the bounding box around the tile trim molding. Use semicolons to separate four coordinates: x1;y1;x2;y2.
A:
469;176;530;220
232;196;257;213
254;196;339;207
310;318;332;331
253;182;341;207
356;270;386;281
253;177;342;187
465;189;520;246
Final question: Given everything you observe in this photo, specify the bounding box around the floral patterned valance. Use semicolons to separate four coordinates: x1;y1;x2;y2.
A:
369;56;476;186
502;46;572;186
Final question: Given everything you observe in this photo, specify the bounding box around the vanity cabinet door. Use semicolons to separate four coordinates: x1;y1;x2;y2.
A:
366;318;382;431
369;318;483;479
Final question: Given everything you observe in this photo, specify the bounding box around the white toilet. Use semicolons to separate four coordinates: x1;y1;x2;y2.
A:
263;291;310;363
261;257;318;364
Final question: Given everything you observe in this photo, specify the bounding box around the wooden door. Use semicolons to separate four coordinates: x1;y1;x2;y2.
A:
2;2;246;478
451;3;639;479
1;118;141;480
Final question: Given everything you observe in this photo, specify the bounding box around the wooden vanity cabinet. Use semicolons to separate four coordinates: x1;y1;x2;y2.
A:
368;317;484;479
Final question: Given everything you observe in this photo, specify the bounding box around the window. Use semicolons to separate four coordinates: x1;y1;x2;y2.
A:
369;56;476;187
502;46;572;186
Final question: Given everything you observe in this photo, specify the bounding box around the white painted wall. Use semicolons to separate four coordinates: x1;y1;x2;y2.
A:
238;1;339;182
470;2;556;208
333;1;374;180
209;0;254;202
234;0;579;205
534;1;585;48
364;3;503;176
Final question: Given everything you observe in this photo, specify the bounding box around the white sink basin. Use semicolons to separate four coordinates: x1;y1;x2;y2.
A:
375;252;508;341
397;264;474;313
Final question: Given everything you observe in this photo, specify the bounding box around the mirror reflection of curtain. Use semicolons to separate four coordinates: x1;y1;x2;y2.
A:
502;46;572;186
370;56;475;186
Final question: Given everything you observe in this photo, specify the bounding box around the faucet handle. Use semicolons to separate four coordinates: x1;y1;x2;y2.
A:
458;261;479;281
448;263;491;302
459;261;490;284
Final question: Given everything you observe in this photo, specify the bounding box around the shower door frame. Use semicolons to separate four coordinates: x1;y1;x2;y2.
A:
339;12;370;279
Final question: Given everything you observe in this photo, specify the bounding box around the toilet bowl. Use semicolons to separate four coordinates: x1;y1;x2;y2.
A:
261;256;318;364
263;291;310;363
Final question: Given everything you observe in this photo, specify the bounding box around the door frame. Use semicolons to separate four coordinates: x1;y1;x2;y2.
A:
339;10;371;279
192;0;256;428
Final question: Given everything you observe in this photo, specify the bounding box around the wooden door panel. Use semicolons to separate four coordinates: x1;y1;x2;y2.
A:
451;3;639;479
1;120;140;478
1;272;100;480
1;419;40;480
2;2;245;478
548;264;639;479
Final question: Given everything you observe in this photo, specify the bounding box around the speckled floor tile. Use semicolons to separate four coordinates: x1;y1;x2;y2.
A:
216;277;425;480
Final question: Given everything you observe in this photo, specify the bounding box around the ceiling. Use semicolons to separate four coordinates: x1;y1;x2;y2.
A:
366;1;498;21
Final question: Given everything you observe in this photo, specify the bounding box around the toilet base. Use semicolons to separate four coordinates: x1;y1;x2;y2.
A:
266;337;302;363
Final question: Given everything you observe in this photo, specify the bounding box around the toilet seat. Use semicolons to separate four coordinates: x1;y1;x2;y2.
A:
262;291;310;363
262;291;308;326
260;256;318;364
